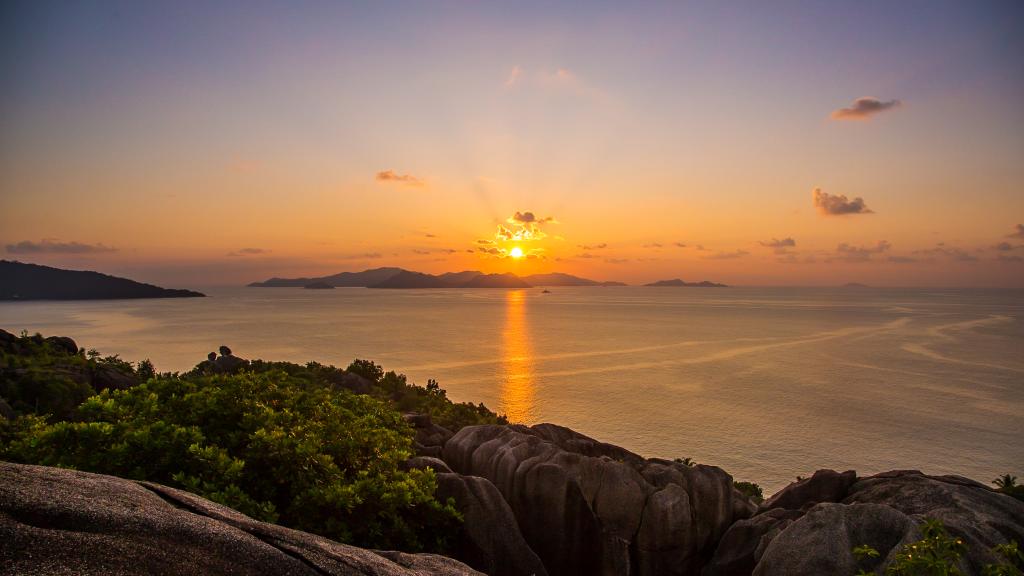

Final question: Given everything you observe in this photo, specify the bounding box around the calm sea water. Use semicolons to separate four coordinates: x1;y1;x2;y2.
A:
2;286;1022;492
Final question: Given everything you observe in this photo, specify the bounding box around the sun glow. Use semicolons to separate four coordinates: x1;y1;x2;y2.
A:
509;246;524;259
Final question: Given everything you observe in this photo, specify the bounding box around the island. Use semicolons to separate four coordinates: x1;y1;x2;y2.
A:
303;281;335;290
0;260;205;300
249;268;623;289
644;278;728;287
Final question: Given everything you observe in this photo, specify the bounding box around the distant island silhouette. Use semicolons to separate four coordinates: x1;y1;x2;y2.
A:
303;281;335;290
0;260;204;300
644;278;728;287
249;268;625;289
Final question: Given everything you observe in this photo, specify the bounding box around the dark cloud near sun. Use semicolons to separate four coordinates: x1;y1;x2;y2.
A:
813;188;873;216
6;239;117;255
375;170;425;187
508;211;555;225
831;97;901;120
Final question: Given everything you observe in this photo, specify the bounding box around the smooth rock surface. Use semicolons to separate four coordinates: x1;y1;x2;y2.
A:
0;461;482;576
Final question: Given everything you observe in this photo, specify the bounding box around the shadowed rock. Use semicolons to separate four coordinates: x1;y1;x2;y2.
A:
0;461;482;576
706;469;1024;576
442;423;749;576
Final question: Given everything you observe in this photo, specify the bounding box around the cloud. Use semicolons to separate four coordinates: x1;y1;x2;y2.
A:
6;239;117;254
228;247;270;257
337;252;382;260
508;211;555;225
424;233;437;238
887;256;919;264
994;242;1015;252
813;188;873;215
643;243;663;249
674;242;687;248
997;254;1023;263
759;237;796;253
604;258;629;264
504;65;522;87
831;97;902;120
375;170;425;187
578;243;608;250
703;249;750;260
913;245;979;262
831;241;891;262
1008;224;1024;239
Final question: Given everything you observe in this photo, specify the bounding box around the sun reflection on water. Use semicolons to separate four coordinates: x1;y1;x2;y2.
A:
500;289;535;423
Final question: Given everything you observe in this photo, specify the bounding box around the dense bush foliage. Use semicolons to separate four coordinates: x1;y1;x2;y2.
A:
0;332;510;553
733;480;764;504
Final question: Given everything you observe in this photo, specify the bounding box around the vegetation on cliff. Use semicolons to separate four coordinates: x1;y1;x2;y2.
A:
0;330;505;553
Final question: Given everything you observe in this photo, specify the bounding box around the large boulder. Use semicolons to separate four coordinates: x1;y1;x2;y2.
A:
435;473;549;576
404;412;455;458
442;424;749;576
0;461;482;576
44;335;79;355
758;468;857;511
707;469;1024;576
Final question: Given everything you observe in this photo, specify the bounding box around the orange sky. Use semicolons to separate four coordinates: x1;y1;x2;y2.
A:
2;3;1022;287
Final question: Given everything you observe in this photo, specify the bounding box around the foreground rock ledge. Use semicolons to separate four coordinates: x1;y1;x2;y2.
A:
0;461;482;576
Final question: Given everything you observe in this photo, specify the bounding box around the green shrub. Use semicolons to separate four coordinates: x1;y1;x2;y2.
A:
734;480;764;504
1;369;461;552
853;519;1021;576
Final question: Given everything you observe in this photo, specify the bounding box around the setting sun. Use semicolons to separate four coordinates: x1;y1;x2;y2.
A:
509;246;524;259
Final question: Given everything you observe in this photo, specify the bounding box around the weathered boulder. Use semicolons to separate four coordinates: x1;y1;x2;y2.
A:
404;412;454;457
90;363;139;391
402;455;453;474
709;470;1024;576
759;468;856;511
436;472;549;576
442;423;749;576
701;508;803;576
44;335;79;355
213;353;250;373
0;461;482;576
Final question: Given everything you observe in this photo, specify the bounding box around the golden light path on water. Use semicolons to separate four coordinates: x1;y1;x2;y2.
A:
499;289;535;423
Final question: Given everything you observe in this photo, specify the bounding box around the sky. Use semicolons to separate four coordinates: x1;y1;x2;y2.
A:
2;1;1023;287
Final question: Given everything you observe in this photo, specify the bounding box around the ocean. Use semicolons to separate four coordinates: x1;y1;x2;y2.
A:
2;286;1022;493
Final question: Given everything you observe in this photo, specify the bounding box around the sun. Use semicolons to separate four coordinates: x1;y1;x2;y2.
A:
509;246;524;259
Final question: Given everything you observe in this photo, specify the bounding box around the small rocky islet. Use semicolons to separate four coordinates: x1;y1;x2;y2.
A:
1;329;1021;575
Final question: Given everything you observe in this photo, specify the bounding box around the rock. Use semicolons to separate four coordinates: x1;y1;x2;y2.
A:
435;473;548;576
846;470;1024;574
720;470;1024;575
214;353;250;373
0;328;18;349
753;503;917;575
91;363;138;391
44;335;79;355
702;508;803;576
759;468;856;511
402;456;453;474
0;397;14;420
404;412;454;454
0;461;482;576
442;424;748;576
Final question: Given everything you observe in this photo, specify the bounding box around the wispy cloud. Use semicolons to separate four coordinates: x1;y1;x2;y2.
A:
703;249;750;260
1008;224;1024;239
578;243;608;250
913;244;979;262
504;65;522;87
831;97;901;120
674;242;687;248
6;239;117;254
643;243;663;249
375;170;425;187
228;247;270;257
813;188;873;215
830;241;891;262
759;237;796;253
